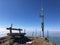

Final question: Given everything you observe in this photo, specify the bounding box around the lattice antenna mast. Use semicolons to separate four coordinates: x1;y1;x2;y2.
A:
41;8;44;38
11;24;13;29
47;30;49;39
40;0;44;38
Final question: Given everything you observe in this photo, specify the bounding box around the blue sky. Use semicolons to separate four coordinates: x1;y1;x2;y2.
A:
0;0;60;33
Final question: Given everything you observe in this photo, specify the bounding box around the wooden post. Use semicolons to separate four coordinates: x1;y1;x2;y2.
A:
10;24;13;35
19;29;21;33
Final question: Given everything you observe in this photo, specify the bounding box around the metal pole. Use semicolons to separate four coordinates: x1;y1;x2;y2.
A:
41;8;44;38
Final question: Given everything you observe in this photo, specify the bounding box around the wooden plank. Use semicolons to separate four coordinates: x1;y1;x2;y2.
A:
7;28;22;31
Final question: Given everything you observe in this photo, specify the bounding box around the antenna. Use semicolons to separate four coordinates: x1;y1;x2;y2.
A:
40;0;44;38
32;31;34;38
24;29;26;33
40;31;41;37
35;29;37;38
41;8;44;38
47;30;49;39
11;24;13;28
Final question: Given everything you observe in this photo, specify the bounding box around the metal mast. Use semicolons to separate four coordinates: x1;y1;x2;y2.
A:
41;8;44;38
47;30;49;39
